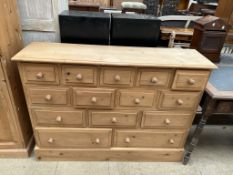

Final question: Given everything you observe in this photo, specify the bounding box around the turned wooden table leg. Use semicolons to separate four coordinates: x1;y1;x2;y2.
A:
183;95;217;165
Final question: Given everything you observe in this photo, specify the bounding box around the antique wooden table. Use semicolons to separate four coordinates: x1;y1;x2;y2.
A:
183;57;233;164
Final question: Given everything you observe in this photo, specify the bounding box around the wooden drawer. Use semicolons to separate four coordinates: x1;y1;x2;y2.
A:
73;88;115;108
100;67;135;86
136;69;173;88
118;90;156;108
172;70;210;91
35;128;112;148
158;91;201;110
61;65;97;86
114;129;186;148
27;87;70;105
31;108;85;127
141;111;194;129
89;110;139;128
19;63;59;84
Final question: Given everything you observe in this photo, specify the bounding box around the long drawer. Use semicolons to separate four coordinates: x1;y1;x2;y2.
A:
114;129;186;148
35;128;112;148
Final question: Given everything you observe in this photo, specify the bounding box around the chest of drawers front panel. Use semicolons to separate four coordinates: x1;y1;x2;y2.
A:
18;62;210;161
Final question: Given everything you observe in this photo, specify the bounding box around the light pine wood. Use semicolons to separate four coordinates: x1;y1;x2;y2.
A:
12;42;216;69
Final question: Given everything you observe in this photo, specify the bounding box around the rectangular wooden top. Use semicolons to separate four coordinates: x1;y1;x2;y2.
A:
12;42;216;69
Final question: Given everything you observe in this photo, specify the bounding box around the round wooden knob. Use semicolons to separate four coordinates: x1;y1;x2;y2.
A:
95;138;100;144
164;118;171;125
48;138;54;144
56;116;62;122
114;75;121;82
125;137;130;143
134;98;140;104
169;139;175;144
36;72;44;79
151;77;158;84
91;97;97;103
188;78;195;85
76;73;83;80
176;99;183;105
45;94;52;101
111;117;117;123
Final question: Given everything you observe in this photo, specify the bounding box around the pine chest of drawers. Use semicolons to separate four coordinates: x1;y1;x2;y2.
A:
12;42;216;161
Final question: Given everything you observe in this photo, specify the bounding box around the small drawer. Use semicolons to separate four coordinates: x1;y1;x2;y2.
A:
172;70;210;91
118;90;156;107
114;129;186;148
136;69;173;88
89;110;139;128
100;67;135;86
31;108;85;127
158;91;201;110
35;128;112;148
19;63;59;84
27;87;70;105
73;88;115;108
141;111;194;129
61;65;97;86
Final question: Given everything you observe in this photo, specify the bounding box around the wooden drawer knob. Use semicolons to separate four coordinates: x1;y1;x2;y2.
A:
95;138;100;144
45;94;52;101
48;138;54;144
114;75;121;82
176;99;183;105
188;78;195;85
36;72;44;79
91;97;97;103
134;98;140;104
151;77;158;83
76;73;83;80
125;137;131;143
164;118;171;125
56;116;62;122
111;117;117;123
169;139;175;144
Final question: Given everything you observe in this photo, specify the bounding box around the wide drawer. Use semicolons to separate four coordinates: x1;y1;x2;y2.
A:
73;88;115;108
89;110;139;128
19;63;59;84
117;90;156;107
31;108;85;127
136;69;173;88
35;128;112;148
172;70;210;91
27;87;70;105
114;129;186;148
61;65;97;86
100;67;135;86
141;111;194;129
158;91;201;110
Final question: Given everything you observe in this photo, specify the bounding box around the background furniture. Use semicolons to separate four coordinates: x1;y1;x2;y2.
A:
121;2;147;14
0;0;32;157
184;57;233;164
69;1;100;11
191;15;228;62
13;42;215;161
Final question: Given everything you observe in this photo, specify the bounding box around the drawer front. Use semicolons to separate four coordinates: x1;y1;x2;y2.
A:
158;91;201;110
32;108;85;127
20;63;59;84
172;70;210;91
141;111;193;129
118;90;156;107
73;88;115;108
28;87;70;105
36;128;112;148
100;67;135;86
61;65;97;85
136;69;173;87
89;110;138;128
114;129;186;148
